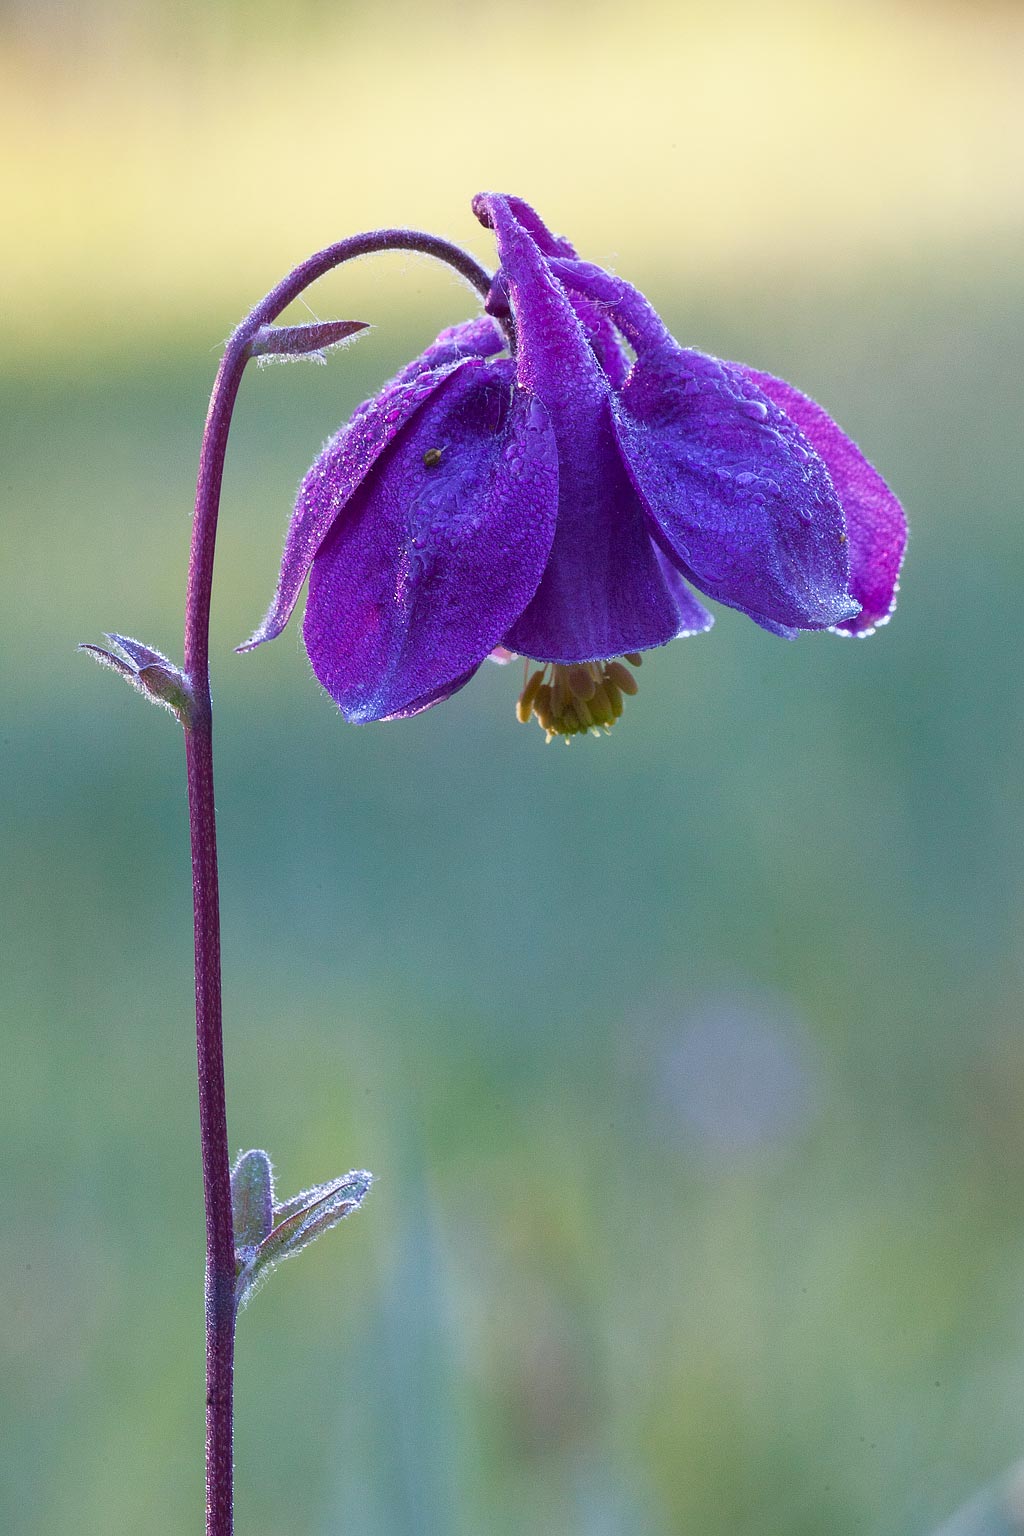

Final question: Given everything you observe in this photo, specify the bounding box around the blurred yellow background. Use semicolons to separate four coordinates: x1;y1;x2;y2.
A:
2;0;1022;355
4;3;1024;1536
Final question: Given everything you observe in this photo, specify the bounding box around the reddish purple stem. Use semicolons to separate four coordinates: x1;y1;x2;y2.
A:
182;230;492;1536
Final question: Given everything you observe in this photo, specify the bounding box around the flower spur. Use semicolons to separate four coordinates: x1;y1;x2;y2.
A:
242;193;906;738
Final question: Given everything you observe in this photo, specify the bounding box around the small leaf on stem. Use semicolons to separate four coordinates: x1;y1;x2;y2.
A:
79;633;193;726
231;1149;275;1261
250;319;369;366
235;1168;372;1309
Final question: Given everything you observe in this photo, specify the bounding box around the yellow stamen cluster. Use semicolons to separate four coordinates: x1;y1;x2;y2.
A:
516;655;642;740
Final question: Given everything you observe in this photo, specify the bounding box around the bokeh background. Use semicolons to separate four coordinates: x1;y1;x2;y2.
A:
3;1;1024;1532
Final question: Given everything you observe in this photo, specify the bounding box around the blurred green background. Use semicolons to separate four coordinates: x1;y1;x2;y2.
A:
3;0;1024;1532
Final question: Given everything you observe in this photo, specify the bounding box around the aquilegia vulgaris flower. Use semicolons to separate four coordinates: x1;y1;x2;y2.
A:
241;193;906;738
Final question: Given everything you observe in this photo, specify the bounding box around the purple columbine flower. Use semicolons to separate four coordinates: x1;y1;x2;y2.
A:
242;193;906;738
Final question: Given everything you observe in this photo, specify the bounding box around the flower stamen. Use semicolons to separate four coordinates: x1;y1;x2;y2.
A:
515;658;643;740
516;667;546;723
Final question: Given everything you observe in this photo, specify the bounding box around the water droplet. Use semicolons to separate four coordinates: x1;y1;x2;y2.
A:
681;544;729;583
738;400;769;421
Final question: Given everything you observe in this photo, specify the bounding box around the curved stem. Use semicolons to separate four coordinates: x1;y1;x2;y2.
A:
182;229;493;1536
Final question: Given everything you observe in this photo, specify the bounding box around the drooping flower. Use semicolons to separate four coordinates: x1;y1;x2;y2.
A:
242;194;906;737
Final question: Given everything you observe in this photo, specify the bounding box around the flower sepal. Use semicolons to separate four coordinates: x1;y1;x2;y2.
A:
231;1149;372;1310
78;633;194;726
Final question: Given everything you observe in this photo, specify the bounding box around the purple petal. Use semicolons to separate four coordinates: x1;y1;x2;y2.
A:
477;195;709;658
303;360;559;723
241;320;506;652
616;353;858;632
376;662;483;721
383;315;506;392
486;264;628;389
554;265;858;632
504;401;713;659
739;369;907;635
570;293;629;390
551;257;664;350
542;257;630;387
475;194;608;414
496;195;578;259
481;197;629;383
654;546;717;636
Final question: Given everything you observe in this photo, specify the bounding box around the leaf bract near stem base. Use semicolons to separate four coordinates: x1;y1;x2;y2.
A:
230;1151;372;1310
79;634;193;726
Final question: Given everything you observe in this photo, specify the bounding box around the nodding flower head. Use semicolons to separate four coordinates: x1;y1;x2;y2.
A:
241;193;906;738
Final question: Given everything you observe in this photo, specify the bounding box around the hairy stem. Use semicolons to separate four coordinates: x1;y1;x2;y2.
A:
182;229;493;1536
